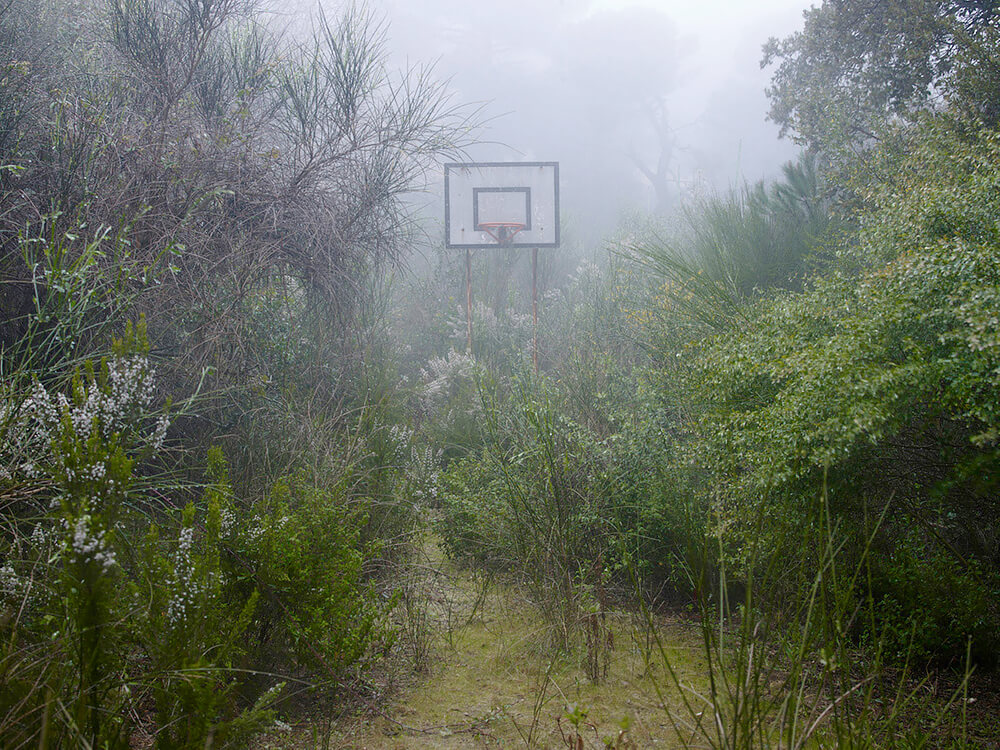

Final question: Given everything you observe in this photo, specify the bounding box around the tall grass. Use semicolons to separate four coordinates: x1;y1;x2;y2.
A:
434;371;618;669
636;482;976;749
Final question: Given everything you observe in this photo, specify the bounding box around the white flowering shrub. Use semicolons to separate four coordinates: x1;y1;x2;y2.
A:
136;456;279;749
418;348;488;462
420;348;479;414
1;317;170;492
0;323;289;748
383;423;441;508
446;301;534;372
0;322;162;745
404;444;443;507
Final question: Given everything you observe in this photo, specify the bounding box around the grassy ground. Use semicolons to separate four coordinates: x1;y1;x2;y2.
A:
258;538;1000;749
272;538;710;749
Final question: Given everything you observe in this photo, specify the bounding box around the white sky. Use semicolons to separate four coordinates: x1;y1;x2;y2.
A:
357;0;817;234
585;0;812;22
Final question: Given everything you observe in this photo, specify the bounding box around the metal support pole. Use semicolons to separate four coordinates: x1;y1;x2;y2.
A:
532;247;538;374
465;248;473;354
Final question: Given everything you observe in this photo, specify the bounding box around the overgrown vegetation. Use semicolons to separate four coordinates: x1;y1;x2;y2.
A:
402;3;1000;747
1;0;470;744
3;0;1000;746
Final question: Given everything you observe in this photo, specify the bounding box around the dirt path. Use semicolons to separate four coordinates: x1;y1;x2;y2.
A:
319;538;708;749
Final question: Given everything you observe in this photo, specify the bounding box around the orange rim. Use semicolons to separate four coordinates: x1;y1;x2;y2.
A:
477;222;526;245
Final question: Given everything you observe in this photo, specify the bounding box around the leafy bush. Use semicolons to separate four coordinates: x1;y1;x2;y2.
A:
873;542;998;667
137;496;272;749
660;119;1000;663
436;455;512;567
0;325;285;747
219;464;389;683
607;406;713;602
0;316;396;744
436;378;622;653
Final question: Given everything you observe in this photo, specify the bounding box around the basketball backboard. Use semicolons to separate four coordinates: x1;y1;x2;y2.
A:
444;162;559;248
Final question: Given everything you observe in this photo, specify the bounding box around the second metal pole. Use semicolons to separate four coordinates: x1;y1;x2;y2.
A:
532;247;538;374
466;248;473;354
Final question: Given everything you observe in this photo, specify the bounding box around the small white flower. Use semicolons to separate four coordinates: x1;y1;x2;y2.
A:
0;564;23;601
220;508;236;536
30;524;46;547
261;683;283;702
151;415;170;451
166;526;202;626
69;514;116;572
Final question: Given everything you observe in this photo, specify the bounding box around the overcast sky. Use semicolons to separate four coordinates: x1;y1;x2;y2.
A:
327;0;817;243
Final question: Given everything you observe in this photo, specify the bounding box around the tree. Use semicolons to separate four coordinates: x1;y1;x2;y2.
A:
762;0;1000;154
629;96;678;214
676;120;1000;664
0;0;476;486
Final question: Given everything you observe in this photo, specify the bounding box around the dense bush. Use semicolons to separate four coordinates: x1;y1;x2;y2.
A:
668;120;1000;663
0;310;400;744
1;327;271;746
221;465;387;681
0;0;472;495
435;378;622;646
0;0;469;743
4;0;1000;743
428;118;1000;669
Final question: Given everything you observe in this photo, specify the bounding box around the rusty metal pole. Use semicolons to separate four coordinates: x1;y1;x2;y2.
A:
532;247;538;374
465;248;473;354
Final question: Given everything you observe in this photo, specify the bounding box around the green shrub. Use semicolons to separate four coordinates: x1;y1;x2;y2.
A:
608;409;713;602
219;464;390;685
435;378;621;652
436;455;512;567
0;318;394;744
0;327;284;747
137;497;273;750
871;542;999;667
652;120;1000;664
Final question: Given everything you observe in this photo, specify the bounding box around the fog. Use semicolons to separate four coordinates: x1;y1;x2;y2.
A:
348;0;813;246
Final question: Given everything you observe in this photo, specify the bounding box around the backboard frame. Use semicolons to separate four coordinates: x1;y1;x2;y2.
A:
444;161;560;249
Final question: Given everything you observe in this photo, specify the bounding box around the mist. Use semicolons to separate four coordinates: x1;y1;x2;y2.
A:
357;0;809;247
9;0;997;743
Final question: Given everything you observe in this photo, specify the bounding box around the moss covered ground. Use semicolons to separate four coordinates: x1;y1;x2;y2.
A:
270;537;709;749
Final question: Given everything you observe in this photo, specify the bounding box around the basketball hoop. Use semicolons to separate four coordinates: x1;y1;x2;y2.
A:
445;162;560;372
478;221;526;247
445;162;558;249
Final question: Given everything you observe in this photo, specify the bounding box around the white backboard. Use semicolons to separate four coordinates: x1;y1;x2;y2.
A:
445;162;560;248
